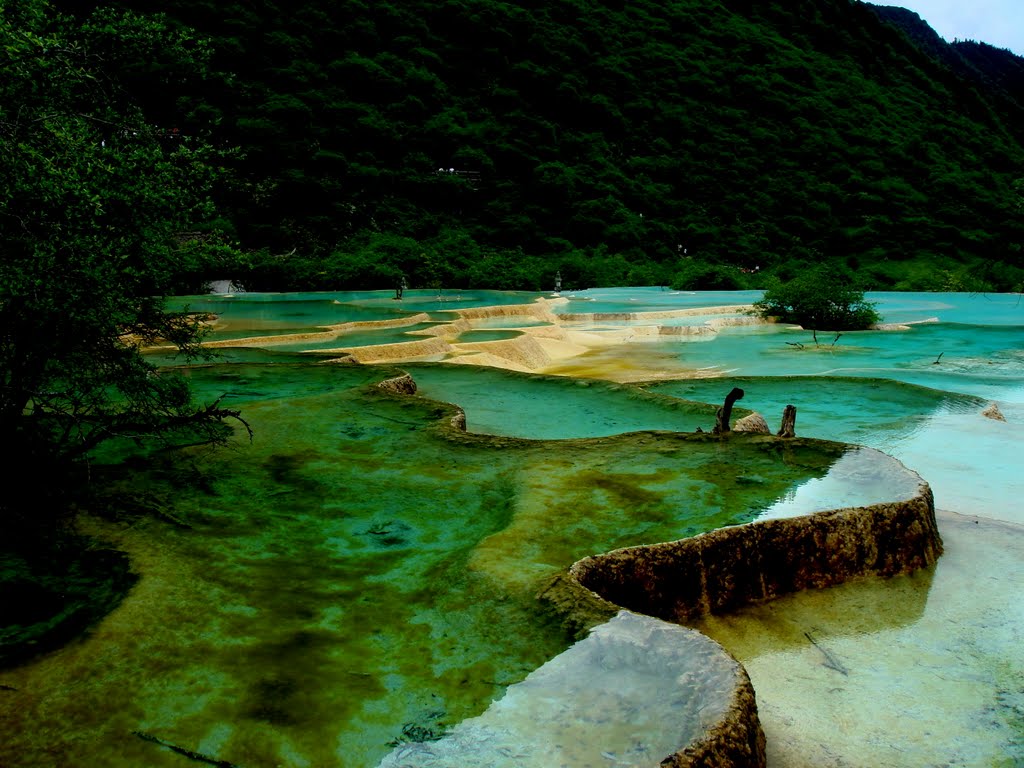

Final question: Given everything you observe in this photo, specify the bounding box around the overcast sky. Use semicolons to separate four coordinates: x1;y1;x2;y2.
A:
880;0;1024;55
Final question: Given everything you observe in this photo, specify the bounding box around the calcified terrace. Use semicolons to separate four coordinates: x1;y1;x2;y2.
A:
7;291;1007;768
192;296;766;382
116;296;937;765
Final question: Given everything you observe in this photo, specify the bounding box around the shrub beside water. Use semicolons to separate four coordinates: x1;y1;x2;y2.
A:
753;266;880;331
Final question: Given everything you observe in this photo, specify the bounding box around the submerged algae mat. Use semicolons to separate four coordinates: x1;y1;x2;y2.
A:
0;362;851;768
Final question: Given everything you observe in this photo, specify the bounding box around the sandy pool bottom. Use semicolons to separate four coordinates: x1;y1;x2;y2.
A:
692;511;1024;768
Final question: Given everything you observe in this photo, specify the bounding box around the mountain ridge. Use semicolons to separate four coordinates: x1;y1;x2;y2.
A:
869;3;1024;120
60;0;1024;291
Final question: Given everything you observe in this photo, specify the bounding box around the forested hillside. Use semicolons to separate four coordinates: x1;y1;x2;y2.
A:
872;5;1024;113
59;0;1024;291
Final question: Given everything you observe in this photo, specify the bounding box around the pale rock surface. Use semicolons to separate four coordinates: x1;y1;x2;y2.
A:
733;412;771;434
982;402;1006;421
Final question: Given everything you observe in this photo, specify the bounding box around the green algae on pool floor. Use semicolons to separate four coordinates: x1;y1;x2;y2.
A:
0;361;859;768
376;611;745;768
0;540;137;667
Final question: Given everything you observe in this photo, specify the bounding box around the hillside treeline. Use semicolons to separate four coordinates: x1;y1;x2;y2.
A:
58;0;1024;292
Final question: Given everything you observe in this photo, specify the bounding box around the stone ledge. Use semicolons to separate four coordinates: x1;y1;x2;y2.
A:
367;370;942;768
569;482;939;626
376;373;418;395
554;475;939;766
375;611;765;768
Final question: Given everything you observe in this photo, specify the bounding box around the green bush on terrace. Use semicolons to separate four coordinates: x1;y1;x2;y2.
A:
754;266;880;331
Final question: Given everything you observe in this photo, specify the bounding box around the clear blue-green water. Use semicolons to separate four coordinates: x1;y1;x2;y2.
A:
453;329;524;342
551;287;763;315
645;376;984;448
173;295;416;337
2;289;1021;768
0;352;859;767
626;292;1024;520
408;364;717;439
168;289;543;344
622;320;1024;393
174;288;541;316
271;324;445;352
458;316;554;329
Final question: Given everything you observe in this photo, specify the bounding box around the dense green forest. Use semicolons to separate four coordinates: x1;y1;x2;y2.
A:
44;0;1024;291
1;1;248;524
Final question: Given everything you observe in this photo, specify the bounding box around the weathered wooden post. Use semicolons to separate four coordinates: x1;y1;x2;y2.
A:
777;404;797;438
712;387;745;434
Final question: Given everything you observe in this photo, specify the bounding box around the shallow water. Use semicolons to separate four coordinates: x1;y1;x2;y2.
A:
165;290;543;348
694;511;1024;767
452;329;524;342
408;363;718;439
645;381;1023;526
0;359;863;768
457;316;553;329
3;288;1021;767
174;294;416;338
376;611;743;768
552;287;764;315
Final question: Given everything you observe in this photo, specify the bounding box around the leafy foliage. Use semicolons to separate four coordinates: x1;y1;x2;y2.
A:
670;261;751;291
55;0;1024;292
0;0;244;522
753;267;880;331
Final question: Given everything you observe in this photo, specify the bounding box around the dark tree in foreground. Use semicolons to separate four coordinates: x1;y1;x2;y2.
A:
753;266;880;335
0;1;245;524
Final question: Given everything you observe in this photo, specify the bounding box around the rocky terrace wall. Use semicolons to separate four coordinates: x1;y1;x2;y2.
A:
569;483;940;626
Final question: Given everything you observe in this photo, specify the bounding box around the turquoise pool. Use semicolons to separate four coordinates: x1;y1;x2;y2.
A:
1;289;1020;768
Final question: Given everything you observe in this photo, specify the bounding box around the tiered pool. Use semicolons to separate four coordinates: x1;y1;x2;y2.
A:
1;288;1020;767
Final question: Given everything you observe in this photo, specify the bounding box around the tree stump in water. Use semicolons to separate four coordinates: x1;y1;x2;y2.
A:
712;387;745;434
778;404;797;437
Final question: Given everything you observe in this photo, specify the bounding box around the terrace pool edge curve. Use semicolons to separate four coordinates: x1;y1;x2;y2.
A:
372;370;942;768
